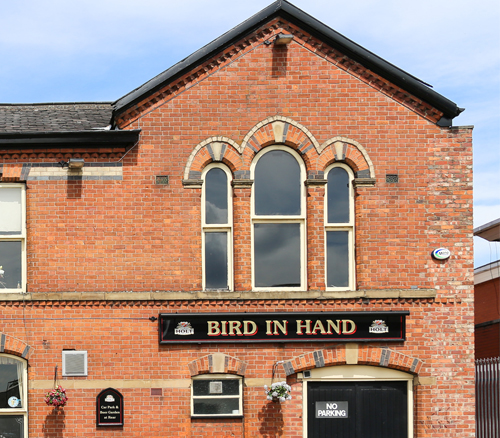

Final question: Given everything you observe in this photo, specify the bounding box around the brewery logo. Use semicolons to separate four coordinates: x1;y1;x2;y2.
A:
174;321;194;335
369;320;389;333
105;395;115;402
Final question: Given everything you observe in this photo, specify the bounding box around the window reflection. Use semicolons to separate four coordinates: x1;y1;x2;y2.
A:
205;168;228;224
254;150;301;216
205;232;228;289
254;223;300;287
326;231;349;287
327;167;349;223
0;242;22;289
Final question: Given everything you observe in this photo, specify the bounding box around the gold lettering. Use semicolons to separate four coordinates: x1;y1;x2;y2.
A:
221;321;228;336
243;321;258;336
312;320;326;334
342;320;356;335
273;320;288;335
296;320;312;335
229;321;242;336
207;321;220;336
326;320;342;334
266;320;273;335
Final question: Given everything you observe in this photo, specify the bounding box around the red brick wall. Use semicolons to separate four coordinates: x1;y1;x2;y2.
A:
475;324;500;359
475;278;500;324
1;19;474;437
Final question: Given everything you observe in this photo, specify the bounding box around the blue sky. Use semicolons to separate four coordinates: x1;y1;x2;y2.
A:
1;0;498;267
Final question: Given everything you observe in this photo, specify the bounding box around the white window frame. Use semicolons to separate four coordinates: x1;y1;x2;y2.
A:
191;374;243;417
201;163;233;291
0;183;27;293
0;354;28;438
324;163;355;291
251;146;307;291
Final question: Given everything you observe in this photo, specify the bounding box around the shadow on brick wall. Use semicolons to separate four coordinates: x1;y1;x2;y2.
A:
258;402;284;437
43;408;66;438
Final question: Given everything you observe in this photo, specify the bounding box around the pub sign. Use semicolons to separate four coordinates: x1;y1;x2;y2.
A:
96;388;124;427
159;311;408;344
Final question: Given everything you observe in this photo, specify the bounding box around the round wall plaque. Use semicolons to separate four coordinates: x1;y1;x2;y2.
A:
432;248;451;260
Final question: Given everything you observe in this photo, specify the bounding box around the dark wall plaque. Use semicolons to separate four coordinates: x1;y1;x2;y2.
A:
159;311;408;344
96;388;123;427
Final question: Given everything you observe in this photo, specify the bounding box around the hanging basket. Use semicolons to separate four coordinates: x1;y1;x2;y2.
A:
264;381;292;403
45;385;68;408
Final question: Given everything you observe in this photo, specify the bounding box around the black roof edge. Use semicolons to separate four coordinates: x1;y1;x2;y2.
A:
0;130;141;149
113;0;462;125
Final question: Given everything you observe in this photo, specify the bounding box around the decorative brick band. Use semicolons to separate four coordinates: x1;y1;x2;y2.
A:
188;353;248;376
0;332;33;359
283;345;422;376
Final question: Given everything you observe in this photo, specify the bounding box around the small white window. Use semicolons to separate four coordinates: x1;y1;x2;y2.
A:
191;375;242;417
202;164;233;291
0;355;28;438
325;164;355;290
251;146;306;290
0;184;26;293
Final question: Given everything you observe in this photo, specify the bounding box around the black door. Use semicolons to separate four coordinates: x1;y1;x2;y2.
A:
307;381;408;438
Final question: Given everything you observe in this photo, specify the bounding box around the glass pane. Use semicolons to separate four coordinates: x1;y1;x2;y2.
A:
0;416;24;438
327;231;349;287
205;168;228;224
193;398;240;415
0;188;22;234
0;364;21;409
193;379;240;396
205;232;228;289
0;242;22;289
254;150;301;215
327;167;350;223
254;223;300;287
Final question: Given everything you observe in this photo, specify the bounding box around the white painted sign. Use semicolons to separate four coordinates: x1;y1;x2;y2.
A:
315;401;348;418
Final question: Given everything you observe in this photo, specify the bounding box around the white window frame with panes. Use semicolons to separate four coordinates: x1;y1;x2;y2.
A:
0;354;28;438
251;146;307;291
0;184;26;293
324;163;355;290
201;163;233;291
191;374;243;417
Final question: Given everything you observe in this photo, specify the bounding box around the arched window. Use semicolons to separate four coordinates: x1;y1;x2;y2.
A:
202;164;232;290
251;147;306;290
325;163;355;290
0;354;27;438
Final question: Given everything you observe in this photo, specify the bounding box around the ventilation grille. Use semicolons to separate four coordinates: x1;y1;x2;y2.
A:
386;174;399;183
155;175;169;185
62;351;88;376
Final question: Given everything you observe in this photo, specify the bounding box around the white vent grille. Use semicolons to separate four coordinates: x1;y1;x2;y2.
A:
62;351;88;376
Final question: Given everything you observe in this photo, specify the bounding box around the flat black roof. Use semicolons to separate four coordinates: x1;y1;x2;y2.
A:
113;0;463;124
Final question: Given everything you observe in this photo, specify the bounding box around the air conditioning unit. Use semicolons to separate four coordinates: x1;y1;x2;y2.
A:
62;350;88;376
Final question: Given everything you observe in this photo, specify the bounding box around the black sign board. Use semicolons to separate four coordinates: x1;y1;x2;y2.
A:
316;401;349;418
96;388;123;427
159;311;408;344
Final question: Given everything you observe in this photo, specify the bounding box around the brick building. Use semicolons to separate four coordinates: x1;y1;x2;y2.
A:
474;219;500;360
0;1;474;436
